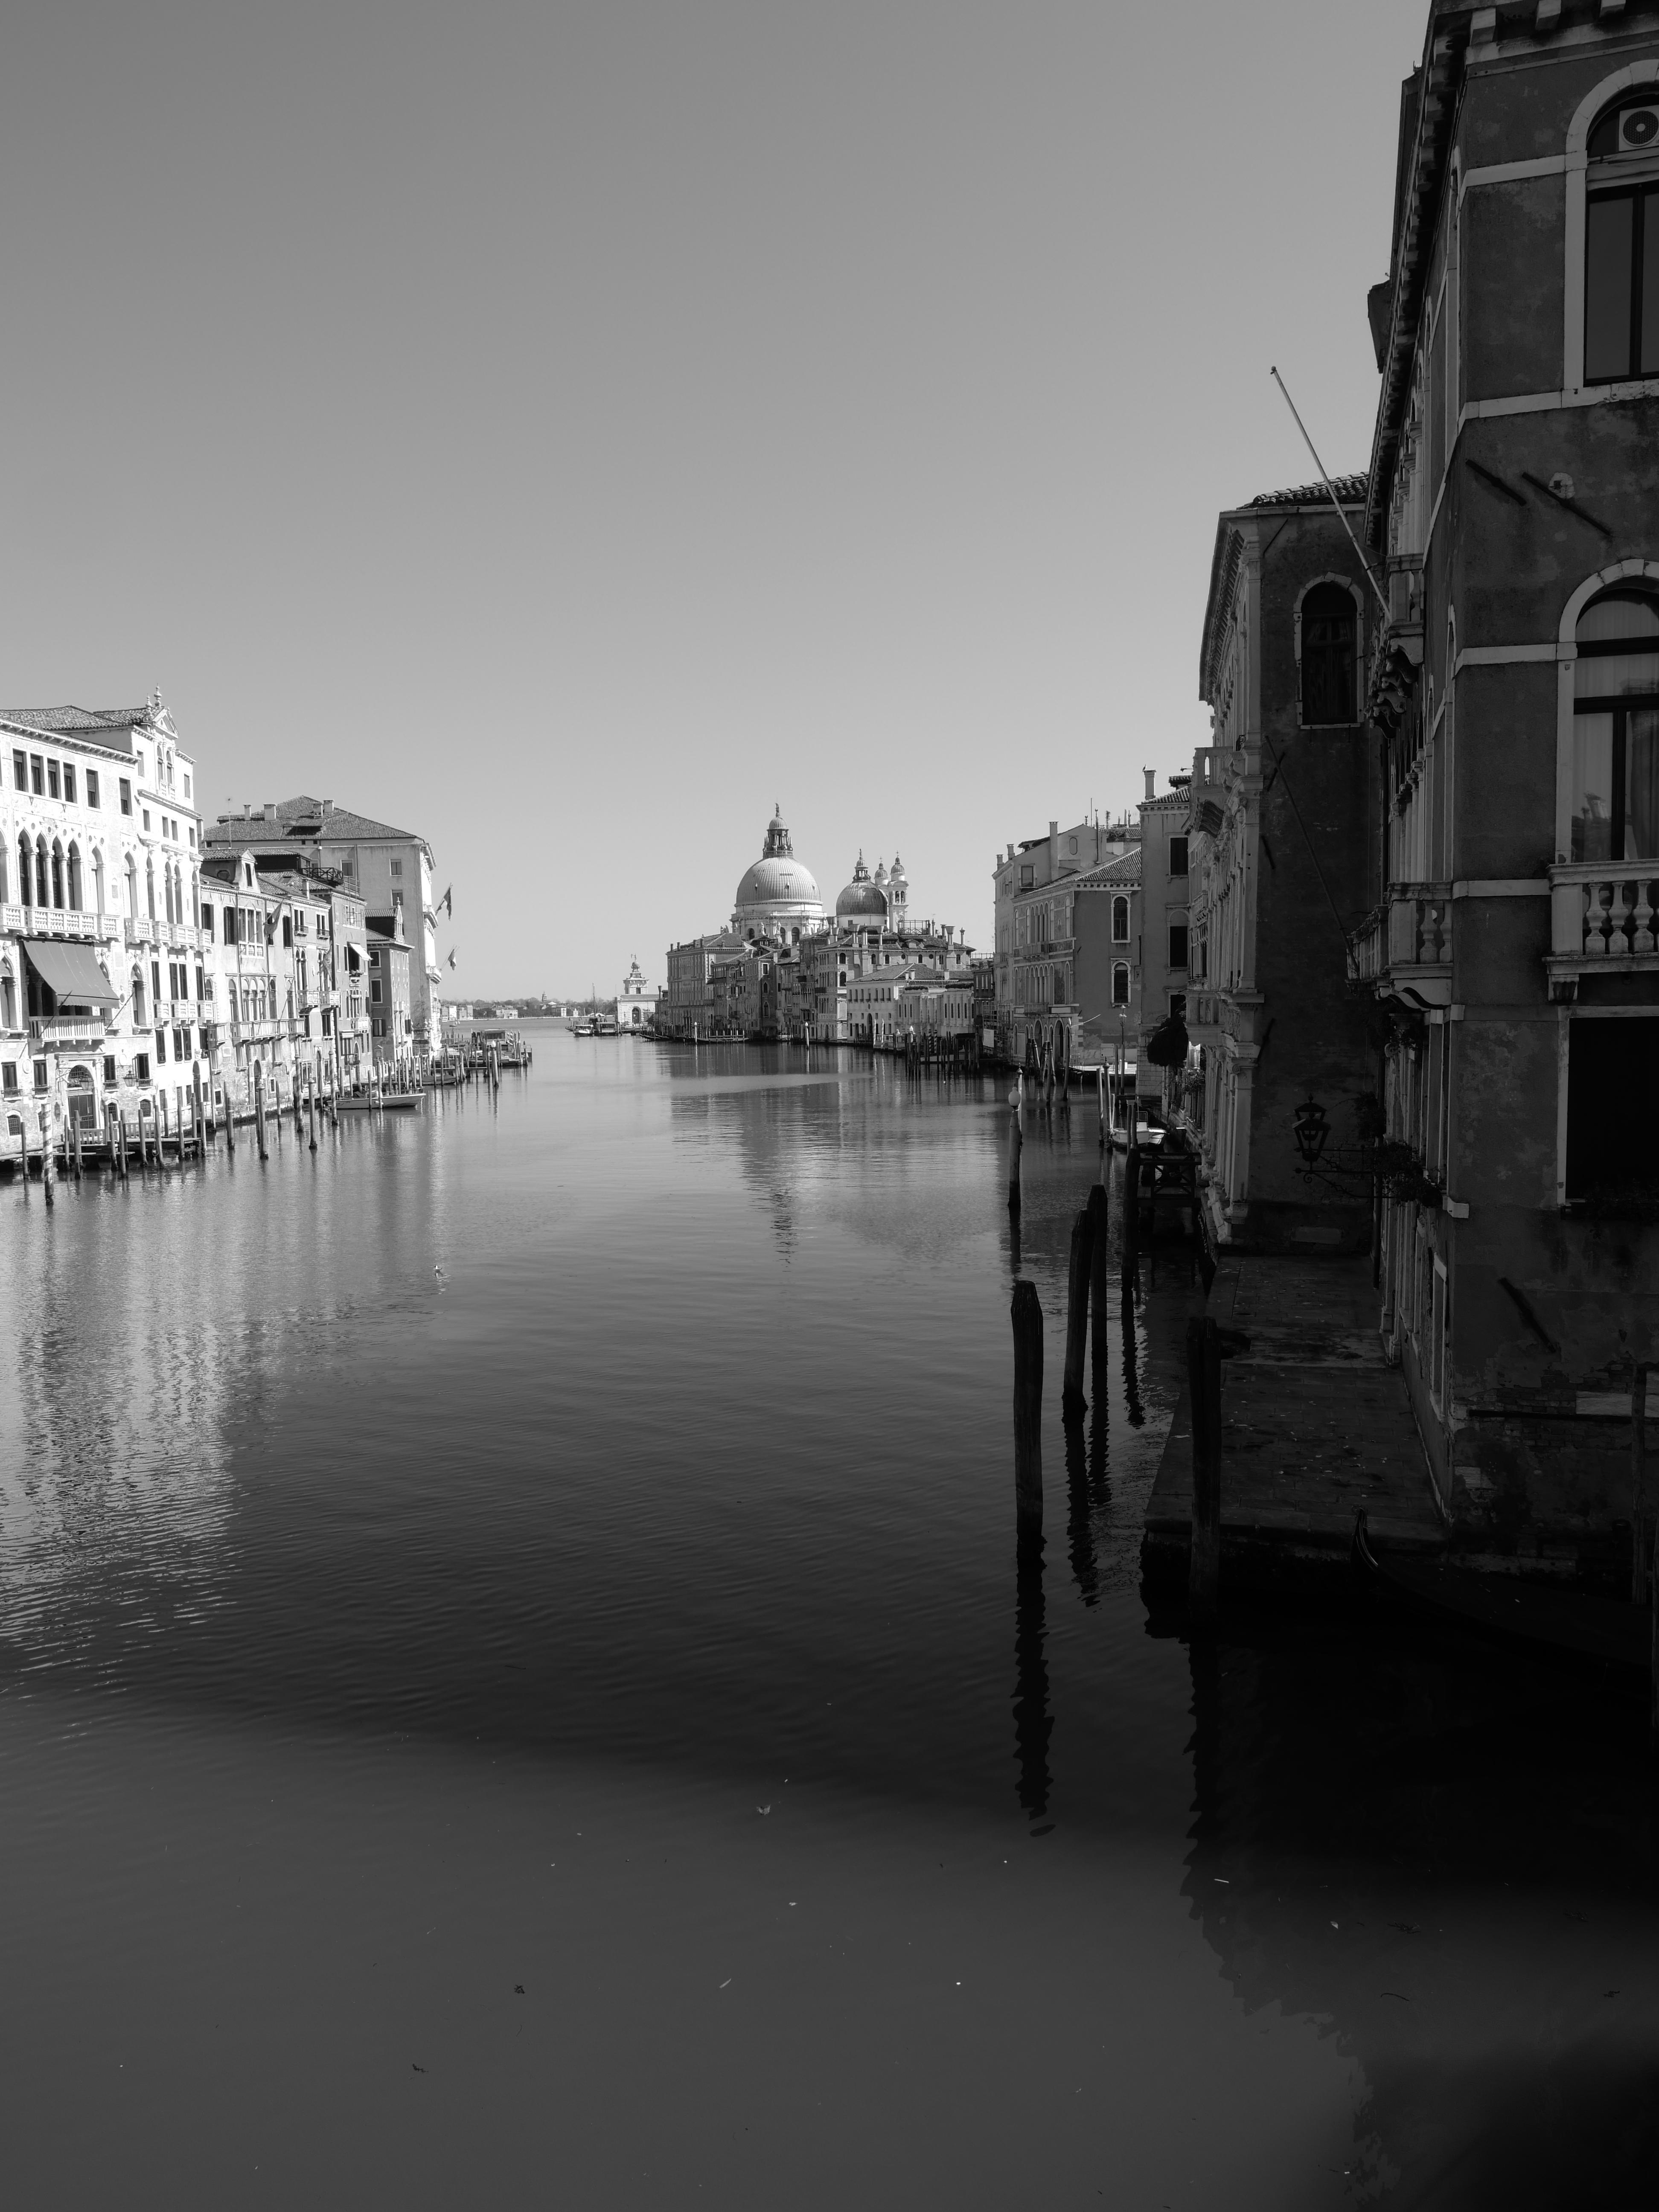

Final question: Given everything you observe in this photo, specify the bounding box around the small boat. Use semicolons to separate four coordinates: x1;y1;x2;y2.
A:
1352;1511;1650;1671
337;1083;427;1114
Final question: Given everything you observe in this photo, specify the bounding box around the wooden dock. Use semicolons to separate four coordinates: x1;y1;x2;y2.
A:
1142;1251;1445;1592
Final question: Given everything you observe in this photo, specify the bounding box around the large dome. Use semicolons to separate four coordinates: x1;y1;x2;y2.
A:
731;803;826;935
835;851;888;921
736;854;822;909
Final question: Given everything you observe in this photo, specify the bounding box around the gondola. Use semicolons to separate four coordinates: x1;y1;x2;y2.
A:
1352;1510;1651;1672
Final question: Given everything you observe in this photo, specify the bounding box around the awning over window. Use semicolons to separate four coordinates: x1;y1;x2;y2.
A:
22;939;119;1005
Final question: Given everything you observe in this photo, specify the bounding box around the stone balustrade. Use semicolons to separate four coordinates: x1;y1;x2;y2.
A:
1551;864;1659;960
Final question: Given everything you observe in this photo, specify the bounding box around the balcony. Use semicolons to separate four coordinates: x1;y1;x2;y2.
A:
1548;863;1659;998
1186;988;1222;1036
1346;882;1452;1009
8;905;109;942
125;916;157;949
26;1014;111;1047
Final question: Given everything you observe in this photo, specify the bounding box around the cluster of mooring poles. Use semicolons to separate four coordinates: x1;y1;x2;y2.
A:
899;1030;982;1075
1008;1071;1218;1629
12;1050;352;1197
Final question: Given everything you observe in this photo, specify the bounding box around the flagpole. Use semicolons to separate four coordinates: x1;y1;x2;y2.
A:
1268;367;1391;620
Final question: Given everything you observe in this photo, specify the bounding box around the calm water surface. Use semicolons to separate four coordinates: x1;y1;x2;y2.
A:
2;1030;1656;2206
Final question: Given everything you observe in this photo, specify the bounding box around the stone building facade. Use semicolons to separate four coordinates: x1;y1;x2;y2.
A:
0;697;212;1162
1351;2;1659;1562
1183;480;1382;1257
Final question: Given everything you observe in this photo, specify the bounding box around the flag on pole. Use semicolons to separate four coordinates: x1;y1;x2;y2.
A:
442;885;453;917
447;949;457;969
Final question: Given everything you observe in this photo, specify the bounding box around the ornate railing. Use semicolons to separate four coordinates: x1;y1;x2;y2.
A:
1551;864;1659;959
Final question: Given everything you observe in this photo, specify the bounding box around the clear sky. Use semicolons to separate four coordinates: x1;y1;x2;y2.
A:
1;0;1427;996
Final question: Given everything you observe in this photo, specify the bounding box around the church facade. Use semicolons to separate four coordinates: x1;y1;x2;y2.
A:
661;806;973;1042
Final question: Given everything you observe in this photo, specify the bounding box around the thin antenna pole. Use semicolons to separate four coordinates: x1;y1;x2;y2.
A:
1269;367;1391;619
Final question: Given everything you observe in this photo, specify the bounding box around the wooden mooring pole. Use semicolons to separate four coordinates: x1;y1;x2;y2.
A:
117;1109;128;1181
1634;1360;1652;1607
41;1115;54;1209
72;1115;83;1182
1121;1141;1141;1301
1012;1279;1043;1529
1061;1205;1094;1416
1187;1315;1222;1623
1087;1181;1110;1399
1006;1101;1022;1214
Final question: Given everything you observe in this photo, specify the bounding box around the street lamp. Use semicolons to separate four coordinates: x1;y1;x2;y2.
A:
1292;1095;1330;1175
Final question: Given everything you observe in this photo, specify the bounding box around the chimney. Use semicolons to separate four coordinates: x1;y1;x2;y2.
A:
1048;819;1058;878
263;802;276;823
1143;768;1155;802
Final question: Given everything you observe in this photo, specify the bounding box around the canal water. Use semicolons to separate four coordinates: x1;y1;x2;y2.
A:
1;1028;1656;2206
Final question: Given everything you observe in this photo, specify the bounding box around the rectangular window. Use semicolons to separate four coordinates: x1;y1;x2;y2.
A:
1;1063;15;1094
1566;1016;1659;1206
134;1052;149;1082
103;1056;116;1084
142;809;151;831
370;978;382;1003
202;902;215;939
30;755;44;795
282;915;292;948
174;1028;187;1062
11;749;24;789
62;765;76;804
390;859;402;878
1167;836;1188;878
183;772;191;799
151;960;161;1005
1586;186;1659;384
1019;864;1034;890
119;778;132;815
86;769;99;808
46;760;60;799
33;1059;48;1091
1429;1259;1448;1412
1169;923;1190;970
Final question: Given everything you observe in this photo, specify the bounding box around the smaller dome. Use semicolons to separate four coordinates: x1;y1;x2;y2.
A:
835;850;889;921
873;859;889;885
888;853;908;885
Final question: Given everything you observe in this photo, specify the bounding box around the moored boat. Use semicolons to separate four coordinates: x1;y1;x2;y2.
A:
1352;1511;1650;1672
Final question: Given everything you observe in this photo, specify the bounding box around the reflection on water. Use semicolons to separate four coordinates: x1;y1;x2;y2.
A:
2;1030;1657;2202
1012;1527;1051;1822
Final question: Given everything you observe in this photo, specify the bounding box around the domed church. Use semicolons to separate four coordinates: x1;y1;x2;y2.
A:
731;805;827;942
835;851;910;927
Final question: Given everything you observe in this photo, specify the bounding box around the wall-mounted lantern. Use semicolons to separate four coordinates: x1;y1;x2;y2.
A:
1292;1096;1330;1174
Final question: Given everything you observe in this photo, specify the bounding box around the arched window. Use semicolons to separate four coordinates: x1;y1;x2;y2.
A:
131;966;146;1026
36;839;49;908
1584;96;1659;384
50;841;64;909
18;835;32;909
67;842;82;912
93;850;105;914
0;963;13;1030
146;859;156;920
1301;582;1358;725
1111;895;1130;943
1571;587;1659;861
1112;962;1130;1007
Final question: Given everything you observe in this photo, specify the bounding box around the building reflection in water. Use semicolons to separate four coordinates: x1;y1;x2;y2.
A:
667;1051;1006;1273
1012;1525;1051;1822
1179;1618;1659;2198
